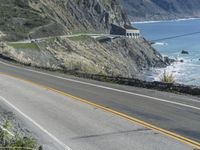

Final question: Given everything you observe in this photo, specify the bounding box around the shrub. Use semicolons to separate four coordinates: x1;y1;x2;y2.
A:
0;121;37;150
160;70;175;83
10;136;37;150
0;121;12;146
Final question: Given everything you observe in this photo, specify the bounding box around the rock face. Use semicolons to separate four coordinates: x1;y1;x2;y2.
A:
122;0;200;21
0;0;129;41
0;37;166;78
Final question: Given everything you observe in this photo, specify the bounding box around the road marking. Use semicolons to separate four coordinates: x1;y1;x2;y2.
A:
0;73;200;149
176;97;200;103
0;96;72;150
0;60;200;110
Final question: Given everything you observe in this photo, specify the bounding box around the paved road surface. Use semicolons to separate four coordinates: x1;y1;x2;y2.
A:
0;60;199;149
9;33;112;44
0;74;193;150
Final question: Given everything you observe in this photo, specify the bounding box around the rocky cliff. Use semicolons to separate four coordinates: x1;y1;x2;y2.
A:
122;0;200;21
0;0;129;41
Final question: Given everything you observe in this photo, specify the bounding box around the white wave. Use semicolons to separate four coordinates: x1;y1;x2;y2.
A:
181;63;200;67
153;42;168;46
175;18;200;22
151;61;200;85
133;20;164;24
132;17;200;24
152;63;182;82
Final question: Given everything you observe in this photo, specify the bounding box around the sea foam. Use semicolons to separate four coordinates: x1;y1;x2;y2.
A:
153;42;168;46
132;17;200;24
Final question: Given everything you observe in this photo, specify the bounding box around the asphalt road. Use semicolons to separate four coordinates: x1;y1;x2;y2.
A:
0;60;200;147
0;74;192;150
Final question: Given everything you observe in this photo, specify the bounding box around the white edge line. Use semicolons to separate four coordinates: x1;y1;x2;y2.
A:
0;96;72;150
0;61;200;111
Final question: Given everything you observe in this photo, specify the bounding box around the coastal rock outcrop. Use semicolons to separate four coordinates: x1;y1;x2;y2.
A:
181;50;189;54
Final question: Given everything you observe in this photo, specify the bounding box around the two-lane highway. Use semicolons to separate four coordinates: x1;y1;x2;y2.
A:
0;60;200;148
0;73;192;150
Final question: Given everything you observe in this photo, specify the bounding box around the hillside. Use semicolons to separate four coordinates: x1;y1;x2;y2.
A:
0;36;167;78
122;0;200;21
0;0;167;78
0;0;129;41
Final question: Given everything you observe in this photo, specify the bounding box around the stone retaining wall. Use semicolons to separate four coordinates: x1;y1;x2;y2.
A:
68;72;200;96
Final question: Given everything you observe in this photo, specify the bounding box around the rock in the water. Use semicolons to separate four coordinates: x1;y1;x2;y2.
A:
181;50;189;54
163;57;175;65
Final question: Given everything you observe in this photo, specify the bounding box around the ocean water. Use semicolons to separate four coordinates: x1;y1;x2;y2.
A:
133;19;200;86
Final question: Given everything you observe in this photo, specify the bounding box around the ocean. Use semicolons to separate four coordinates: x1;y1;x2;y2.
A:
133;18;200;86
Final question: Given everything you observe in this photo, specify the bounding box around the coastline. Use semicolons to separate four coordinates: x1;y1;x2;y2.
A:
132;17;200;24
133;17;200;87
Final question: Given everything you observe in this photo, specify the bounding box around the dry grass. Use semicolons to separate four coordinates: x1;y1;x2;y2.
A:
160;70;175;83
8;42;40;51
0;121;37;150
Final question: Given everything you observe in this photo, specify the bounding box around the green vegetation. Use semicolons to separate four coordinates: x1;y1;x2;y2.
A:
160;70;175;83
9;42;40;51
96;36;111;42
0;0;50;40
96;36;108;40
0;121;37;150
0;121;11;147
68;35;90;41
10;136;37;150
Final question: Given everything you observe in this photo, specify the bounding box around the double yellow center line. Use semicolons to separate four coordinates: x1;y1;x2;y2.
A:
0;72;200;149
